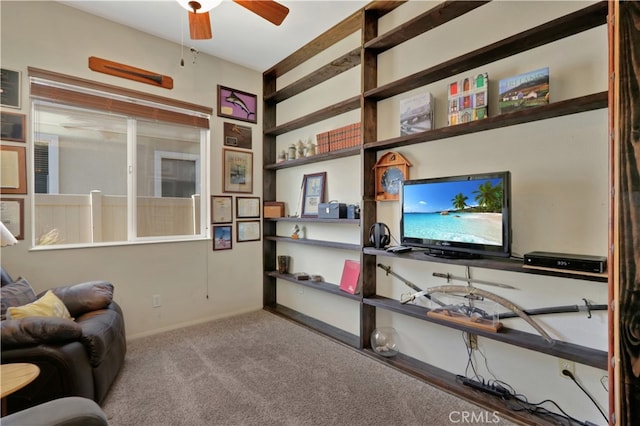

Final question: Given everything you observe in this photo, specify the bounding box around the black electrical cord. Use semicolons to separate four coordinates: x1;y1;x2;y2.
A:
562;369;608;423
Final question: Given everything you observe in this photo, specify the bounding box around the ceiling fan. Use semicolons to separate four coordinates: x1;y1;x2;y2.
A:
176;0;290;40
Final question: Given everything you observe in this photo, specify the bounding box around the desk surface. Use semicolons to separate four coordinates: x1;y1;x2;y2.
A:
1;363;40;398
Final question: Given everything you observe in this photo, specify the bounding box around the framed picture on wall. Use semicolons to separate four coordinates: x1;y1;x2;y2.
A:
0;68;21;109
223;148;253;194
0;197;24;240
0;112;26;142
223;122;252;149
0;145;27;194
213;225;232;251
211;195;233;224
236;196;260;219
217;86;257;124
237;220;260;242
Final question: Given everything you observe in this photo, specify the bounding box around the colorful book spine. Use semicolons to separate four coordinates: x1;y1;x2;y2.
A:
447;73;488;126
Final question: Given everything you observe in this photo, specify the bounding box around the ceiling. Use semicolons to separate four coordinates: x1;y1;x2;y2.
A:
58;0;370;72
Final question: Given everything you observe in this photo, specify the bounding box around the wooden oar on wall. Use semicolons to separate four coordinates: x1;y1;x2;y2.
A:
89;57;173;90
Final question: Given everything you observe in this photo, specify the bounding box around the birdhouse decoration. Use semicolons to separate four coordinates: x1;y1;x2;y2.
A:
373;151;411;201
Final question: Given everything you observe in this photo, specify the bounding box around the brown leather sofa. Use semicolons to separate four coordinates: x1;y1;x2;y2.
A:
1;268;126;415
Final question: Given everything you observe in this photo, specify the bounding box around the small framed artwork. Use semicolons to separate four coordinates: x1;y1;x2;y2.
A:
217;85;257;124
223;122;252;149
301;172;326;217
0;145;27;194
1;68;21;109
236;196;260;219
1;112;26;142
213;225;233;251
0;197;24;240
211;195;233;224
237;220;261;242
223;148;253;194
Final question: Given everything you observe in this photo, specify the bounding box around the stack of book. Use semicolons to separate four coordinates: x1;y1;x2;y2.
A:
328;122;361;151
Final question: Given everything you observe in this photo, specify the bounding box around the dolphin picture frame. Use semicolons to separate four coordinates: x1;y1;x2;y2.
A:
217;85;257;124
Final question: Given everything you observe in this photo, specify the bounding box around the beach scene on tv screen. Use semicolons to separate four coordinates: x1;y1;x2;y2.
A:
403;178;504;246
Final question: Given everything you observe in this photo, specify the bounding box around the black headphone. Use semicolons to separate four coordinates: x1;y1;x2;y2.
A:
369;222;391;249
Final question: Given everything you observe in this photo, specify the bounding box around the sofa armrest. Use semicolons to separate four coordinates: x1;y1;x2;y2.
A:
76;302;125;367
1;396;108;426
0;317;82;350
47;281;114;317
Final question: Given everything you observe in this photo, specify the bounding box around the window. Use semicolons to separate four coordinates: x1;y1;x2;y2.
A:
29;68;211;247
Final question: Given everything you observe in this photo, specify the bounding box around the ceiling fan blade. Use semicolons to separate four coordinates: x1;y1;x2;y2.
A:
233;0;289;26
188;10;212;39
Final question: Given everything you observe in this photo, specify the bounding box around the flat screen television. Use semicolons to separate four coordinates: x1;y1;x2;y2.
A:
400;171;511;259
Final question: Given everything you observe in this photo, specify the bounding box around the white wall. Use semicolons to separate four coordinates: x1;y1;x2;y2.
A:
274;1;609;424
0;1;264;338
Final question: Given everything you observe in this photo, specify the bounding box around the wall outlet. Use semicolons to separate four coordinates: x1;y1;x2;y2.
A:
152;294;161;308
558;359;575;379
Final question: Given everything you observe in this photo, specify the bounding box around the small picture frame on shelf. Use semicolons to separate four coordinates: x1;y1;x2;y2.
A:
237;220;261;242
236;196;260;219
211;195;233;224
301;172;326;217
212;225;232;251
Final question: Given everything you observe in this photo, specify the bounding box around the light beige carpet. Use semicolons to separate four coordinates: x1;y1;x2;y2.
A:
102;310;516;426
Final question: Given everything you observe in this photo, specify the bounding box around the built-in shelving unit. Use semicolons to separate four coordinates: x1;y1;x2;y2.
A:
262;2;612;424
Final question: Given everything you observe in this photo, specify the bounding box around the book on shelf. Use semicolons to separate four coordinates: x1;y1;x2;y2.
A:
400;92;434;136
447;72;488;126
339;259;360;294
498;67;549;114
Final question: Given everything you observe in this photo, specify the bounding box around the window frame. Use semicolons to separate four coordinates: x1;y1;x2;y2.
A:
29;68;212;249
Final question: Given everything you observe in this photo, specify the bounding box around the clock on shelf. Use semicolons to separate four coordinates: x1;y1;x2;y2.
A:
374;151;411;201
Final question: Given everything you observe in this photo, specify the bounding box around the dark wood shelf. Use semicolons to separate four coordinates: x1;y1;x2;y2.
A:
265;48;361;104
364;295;608;370
264;146;360;170
264;96;360;136
266;236;360;251
267;271;362;301
364;1;607;102
264;304;360;348
265;217;360;225
362;350;584;426
363;92;608;152
364;1;490;53
364;247;608;283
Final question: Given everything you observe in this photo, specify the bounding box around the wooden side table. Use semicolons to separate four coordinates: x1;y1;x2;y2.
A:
1;363;40;416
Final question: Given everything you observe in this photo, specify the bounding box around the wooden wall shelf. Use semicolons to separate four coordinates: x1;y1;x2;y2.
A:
364;248;608;283
265;304;360;348
264;96;360;136
265;217;360;225
364;92;608;152
264;146;360;170
266;236;360;251
363;2;607;102
364;295;608;370
267;271;362;301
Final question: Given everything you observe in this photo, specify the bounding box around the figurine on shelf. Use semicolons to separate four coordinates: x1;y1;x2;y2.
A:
287;144;296;161
296;140;305;159
291;224;300;239
276;150;286;163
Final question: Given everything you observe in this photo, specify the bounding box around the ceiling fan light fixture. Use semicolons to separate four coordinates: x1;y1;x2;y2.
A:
176;0;223;14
